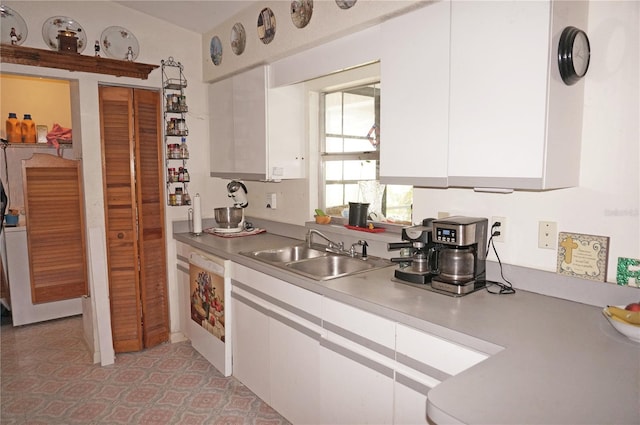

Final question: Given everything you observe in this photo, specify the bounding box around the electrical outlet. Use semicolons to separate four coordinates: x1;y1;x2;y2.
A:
266;193;277;209
538;221;557;249
491;216;506;242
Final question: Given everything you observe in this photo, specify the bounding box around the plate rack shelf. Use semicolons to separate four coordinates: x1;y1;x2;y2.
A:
0;44;158;79
161;57;190;206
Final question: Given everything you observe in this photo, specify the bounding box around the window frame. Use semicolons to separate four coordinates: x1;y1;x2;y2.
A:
318;82;381;215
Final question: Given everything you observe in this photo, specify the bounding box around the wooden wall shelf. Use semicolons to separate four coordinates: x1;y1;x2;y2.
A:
0;44;158;80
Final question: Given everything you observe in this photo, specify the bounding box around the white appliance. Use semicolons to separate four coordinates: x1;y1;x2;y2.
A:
188;252;232;376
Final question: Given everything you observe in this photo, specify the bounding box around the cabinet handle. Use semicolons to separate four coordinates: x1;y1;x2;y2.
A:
117;232;124;239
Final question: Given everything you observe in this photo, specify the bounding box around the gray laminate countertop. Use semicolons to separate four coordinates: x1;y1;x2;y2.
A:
174;230;640;425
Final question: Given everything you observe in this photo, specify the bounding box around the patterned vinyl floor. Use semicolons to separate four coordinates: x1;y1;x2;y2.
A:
0;315;291;425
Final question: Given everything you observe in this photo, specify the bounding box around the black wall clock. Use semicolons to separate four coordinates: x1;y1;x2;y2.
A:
558;26;591;85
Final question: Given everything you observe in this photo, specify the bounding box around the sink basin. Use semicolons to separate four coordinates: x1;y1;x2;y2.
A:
241;244;327;263
241;243;393;281
286;255;391;281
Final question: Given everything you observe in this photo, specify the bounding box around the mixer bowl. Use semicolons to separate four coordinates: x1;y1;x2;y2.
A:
214;207;243;228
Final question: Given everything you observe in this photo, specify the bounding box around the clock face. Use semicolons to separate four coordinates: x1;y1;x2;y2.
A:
572;31;590;77
558;26;590;85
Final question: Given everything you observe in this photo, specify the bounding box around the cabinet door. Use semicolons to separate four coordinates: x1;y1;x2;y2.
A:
269;318;320;424
448;1;551;188
267;83;306;180
209;66;268;180
379;1;450;187
320;298;395;424
209;77;235;177
233;66;267;178
232;263;322;420
231;292;271;404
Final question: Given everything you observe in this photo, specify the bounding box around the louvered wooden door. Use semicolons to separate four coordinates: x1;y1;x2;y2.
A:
99;85;168;353
22;154;87;304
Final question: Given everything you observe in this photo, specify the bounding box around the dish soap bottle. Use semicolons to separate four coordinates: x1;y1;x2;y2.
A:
6;113;21;144
21;114;36;143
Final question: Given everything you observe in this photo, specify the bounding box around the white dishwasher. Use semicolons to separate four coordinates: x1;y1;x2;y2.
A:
188;252;232;376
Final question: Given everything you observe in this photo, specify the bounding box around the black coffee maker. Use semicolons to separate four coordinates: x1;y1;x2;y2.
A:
388;218;439;284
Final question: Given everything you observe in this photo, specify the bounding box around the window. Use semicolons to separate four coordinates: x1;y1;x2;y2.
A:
320;82;413;224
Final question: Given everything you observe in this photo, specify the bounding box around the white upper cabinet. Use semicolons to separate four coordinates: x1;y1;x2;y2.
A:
380;1;451;187
209;65;306;181
448;0;589;190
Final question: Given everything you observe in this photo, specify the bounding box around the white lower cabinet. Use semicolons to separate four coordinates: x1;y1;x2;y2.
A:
230;263;493;425
269;318;320;423
231;296;271;403
319;298;396;425
231;263;322;423
394;323;490;425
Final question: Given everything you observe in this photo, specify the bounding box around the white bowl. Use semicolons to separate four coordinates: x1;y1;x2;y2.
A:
603;306;640;343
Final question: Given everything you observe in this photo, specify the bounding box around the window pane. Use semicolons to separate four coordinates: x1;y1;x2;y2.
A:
343;92;374;137
325;92;342;134
325;161;344;180
325;136;344;153
385;185;413;222
325;184;345;209
342;159;377;180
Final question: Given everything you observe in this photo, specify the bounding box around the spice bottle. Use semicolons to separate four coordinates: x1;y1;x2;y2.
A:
175;187;183;206
182;188;191;206
6;113;21;144
21;114;36;143
180;137;189;158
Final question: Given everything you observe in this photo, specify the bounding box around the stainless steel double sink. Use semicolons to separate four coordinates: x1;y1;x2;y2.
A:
240;243;393;281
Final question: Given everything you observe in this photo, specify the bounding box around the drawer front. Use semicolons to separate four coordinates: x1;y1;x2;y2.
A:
322;297;396;350
396;323;488;377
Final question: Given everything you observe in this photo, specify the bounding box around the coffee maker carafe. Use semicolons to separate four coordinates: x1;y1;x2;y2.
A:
431;216;488;295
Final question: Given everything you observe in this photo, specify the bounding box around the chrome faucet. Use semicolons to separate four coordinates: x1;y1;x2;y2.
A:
306;229;344;253
349;240;368;259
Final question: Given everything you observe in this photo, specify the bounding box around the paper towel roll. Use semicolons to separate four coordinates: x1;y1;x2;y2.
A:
192;193;202;234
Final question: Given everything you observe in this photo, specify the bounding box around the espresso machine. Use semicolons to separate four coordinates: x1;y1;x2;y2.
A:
388;218;439;284
430;216;488;295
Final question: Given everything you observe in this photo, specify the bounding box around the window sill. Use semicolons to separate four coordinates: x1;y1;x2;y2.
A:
305;217;403;243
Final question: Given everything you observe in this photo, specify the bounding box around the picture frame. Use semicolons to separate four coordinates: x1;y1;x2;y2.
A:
557;232;609;282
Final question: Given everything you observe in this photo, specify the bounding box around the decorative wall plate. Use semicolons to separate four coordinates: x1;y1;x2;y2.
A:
230;23;246;56
335;0;357;10
257;7;276;45
42;16;86;53
101;26;139;61
210;35;222;65
291;0;313;29
1;5;28;45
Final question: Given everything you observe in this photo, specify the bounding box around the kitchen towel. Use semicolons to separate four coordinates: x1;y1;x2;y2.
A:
192;193;203;234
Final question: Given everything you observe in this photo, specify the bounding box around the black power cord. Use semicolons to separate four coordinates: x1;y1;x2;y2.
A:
483;221;516;295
